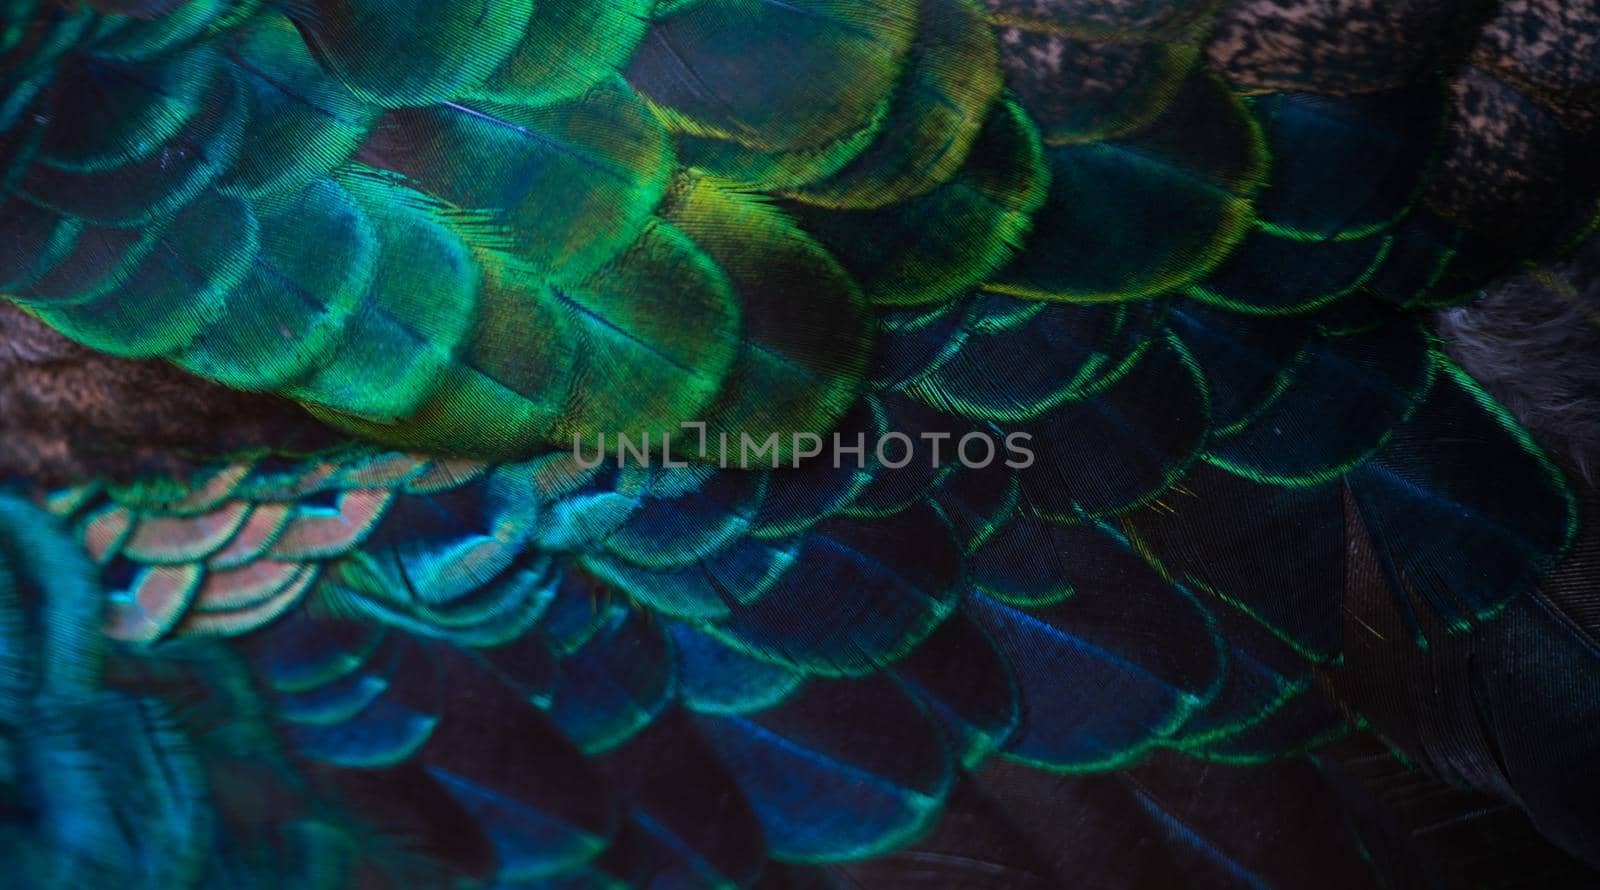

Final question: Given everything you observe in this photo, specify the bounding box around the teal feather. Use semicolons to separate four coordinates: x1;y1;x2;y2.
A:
2;0;1599;885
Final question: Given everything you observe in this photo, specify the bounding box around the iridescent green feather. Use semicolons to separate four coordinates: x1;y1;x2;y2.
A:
795;97;1049;306
289;0;533;106
469;0;652;107
627;0;920;186
221;12;379;200
784;0;1002;209
989;73;1266;303
661;175;870;449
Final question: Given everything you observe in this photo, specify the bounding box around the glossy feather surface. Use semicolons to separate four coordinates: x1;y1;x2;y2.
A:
0;0;1598;887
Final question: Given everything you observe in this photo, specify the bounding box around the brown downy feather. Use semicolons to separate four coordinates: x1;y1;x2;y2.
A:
0;303;340;485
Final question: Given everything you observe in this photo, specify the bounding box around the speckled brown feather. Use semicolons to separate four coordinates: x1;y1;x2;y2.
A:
0;303;340;485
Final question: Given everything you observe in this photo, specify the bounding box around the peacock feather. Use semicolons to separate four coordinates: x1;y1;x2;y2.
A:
1;0;1599;886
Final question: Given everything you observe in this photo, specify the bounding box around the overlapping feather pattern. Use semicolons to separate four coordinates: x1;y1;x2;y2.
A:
1;0;1599;886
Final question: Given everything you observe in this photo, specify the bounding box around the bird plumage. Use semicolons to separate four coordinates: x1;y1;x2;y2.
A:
1;0;1598;885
